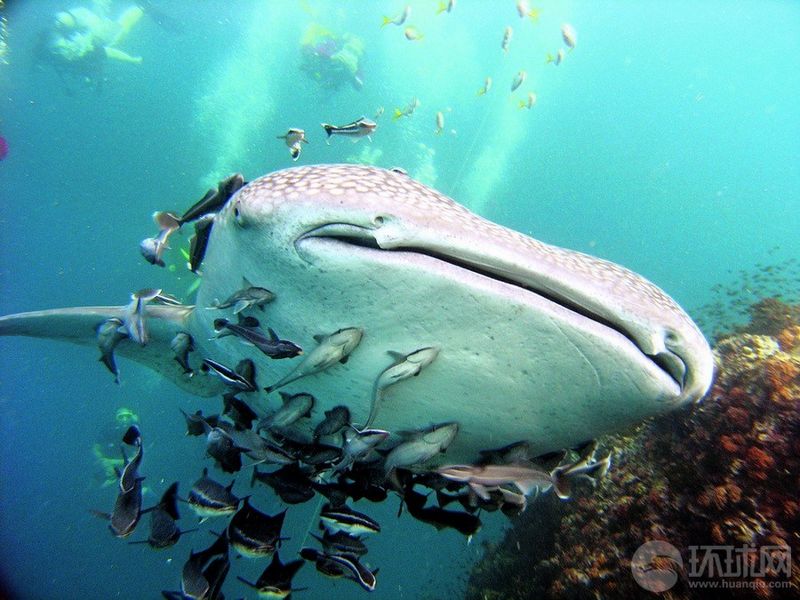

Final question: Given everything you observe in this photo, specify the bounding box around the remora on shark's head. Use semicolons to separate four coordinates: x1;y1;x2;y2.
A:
0;164;713;462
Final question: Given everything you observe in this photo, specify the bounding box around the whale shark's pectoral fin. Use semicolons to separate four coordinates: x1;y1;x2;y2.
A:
0;305;223;397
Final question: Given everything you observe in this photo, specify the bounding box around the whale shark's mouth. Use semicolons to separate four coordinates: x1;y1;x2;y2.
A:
296;223;687;392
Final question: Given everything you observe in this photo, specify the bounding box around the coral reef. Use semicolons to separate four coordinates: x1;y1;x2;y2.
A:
464;299;800;600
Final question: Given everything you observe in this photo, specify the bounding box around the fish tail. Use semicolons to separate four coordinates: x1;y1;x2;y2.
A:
392;109;403;121
436;2;446;14
380;16;392;28
527;8;541;22
545;53;554;64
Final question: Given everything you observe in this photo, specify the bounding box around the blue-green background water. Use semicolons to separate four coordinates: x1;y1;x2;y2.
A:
0;1;798;599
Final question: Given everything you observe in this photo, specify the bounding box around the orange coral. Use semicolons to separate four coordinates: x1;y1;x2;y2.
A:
720;435;738;453
745;446;774;478
724;406;751;428
764;356;800;403
776;325;800;352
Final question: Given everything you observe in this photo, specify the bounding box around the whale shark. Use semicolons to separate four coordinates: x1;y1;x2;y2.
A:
0;164;714;463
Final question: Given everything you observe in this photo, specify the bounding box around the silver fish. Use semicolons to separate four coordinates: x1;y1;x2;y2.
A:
266;327;363;393
212;277;275;314
170;332;194;374
383;421;458;473
97;317;127;383
258;391;314;431
365;346;439;428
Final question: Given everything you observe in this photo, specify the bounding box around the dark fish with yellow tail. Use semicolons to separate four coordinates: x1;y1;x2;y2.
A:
129;482;196;549
237;552;306;598
186;468;240;518
227;498;287;558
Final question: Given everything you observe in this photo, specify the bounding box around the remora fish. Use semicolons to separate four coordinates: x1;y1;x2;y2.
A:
0;165;714;463
97;317;127;383
189;213;215;274
365;346;439;428
170;332;194;374
214;317;302;359
383;421;459;474
258;391;314;431
200;357;257;392
266;327;363;393
321;117;377;144
123;288;162;345
299;547;377;592
211;277;276;314
179;173;245;225
381;5;410;27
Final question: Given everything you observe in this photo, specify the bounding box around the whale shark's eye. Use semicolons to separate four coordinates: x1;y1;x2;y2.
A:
373;215;385;226
233;202;247;227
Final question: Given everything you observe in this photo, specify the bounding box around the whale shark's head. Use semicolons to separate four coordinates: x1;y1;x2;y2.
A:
218;164;713;409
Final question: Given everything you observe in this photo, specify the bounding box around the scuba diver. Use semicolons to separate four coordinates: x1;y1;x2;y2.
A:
300;24;365;91
34;1;144;92
92;406;139;488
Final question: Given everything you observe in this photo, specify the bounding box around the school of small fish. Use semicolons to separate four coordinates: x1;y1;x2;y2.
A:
252;4;577;167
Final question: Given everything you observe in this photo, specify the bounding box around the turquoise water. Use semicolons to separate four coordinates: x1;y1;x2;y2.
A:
0;1;798;599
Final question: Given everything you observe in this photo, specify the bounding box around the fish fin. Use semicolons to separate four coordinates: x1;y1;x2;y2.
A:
89;509;111;521
468;482;491;501
313;334;326;343
339;355;349;364
278;391;293;405
386;350;405;361
527;8;541;22
236;576;257;589
392;109;403;121
436;1;446;14
232;300;249;314
268;327;280;341
380;16;392;27
0;305;223;398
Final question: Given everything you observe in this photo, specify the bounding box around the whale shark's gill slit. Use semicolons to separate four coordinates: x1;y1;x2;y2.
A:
313;233;684;389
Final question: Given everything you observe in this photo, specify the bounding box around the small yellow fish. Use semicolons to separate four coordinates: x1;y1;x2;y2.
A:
561;23;577;49
510;70;527;92
501;26;513;53
382;5;410;28
393;97;420;121
516;0;541;22
546;48;564;66
436;0;456;15
477;76;492;96
404;26;423;41
518;91;537;109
